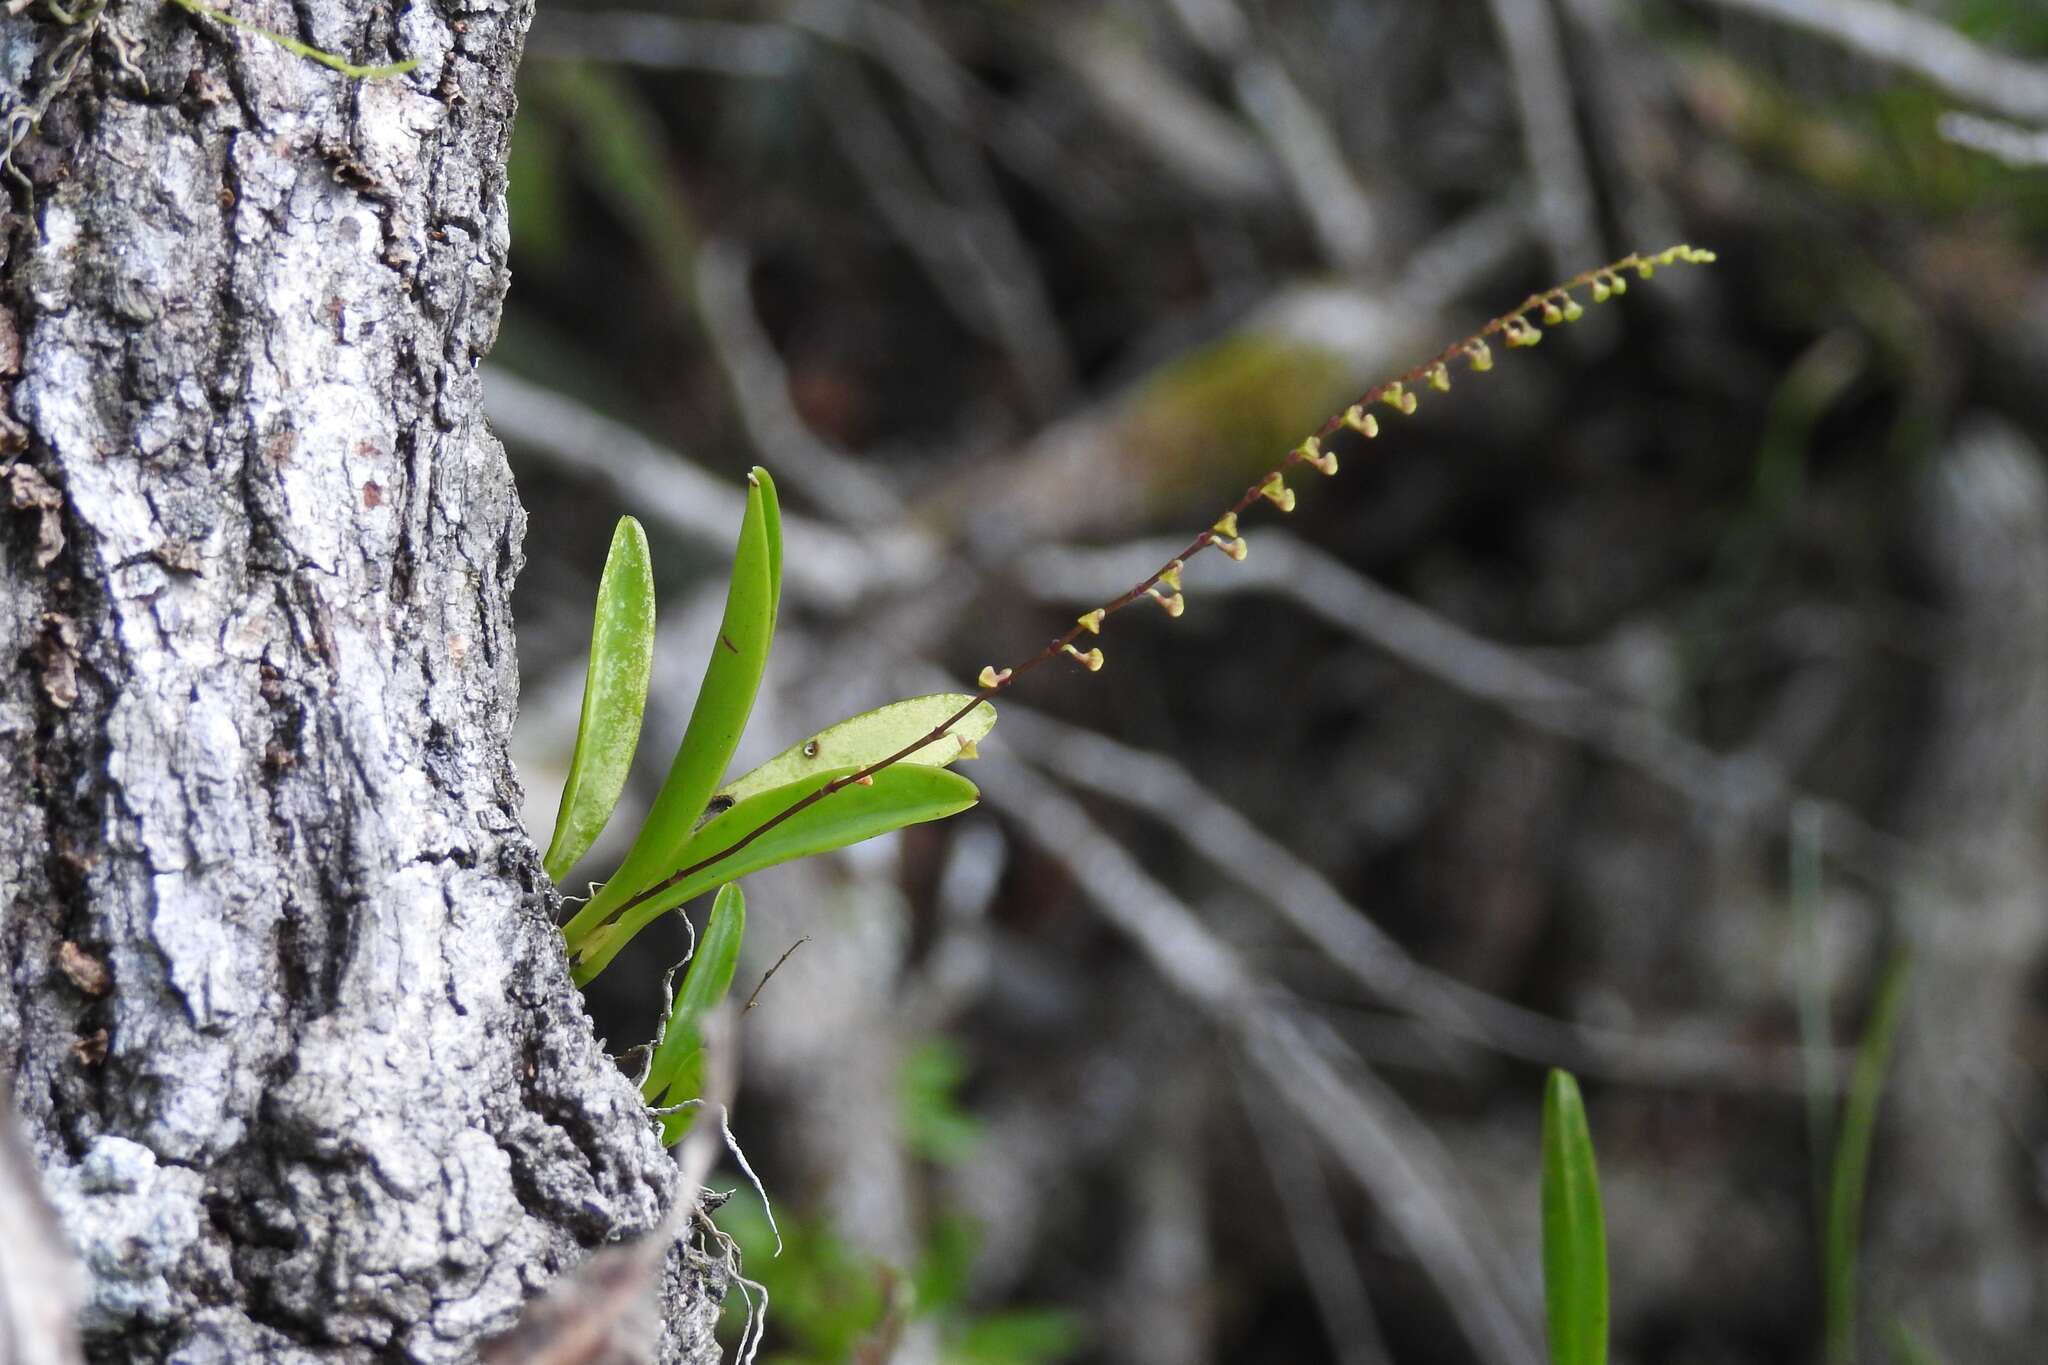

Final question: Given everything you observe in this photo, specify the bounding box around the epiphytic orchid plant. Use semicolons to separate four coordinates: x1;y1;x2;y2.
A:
545;246;1716;1140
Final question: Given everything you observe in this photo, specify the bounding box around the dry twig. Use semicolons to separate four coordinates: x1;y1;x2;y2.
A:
1704;0;2048;125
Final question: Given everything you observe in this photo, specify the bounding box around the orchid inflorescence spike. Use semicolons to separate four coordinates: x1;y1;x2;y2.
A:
647;246;1717;905
939;244;1717;716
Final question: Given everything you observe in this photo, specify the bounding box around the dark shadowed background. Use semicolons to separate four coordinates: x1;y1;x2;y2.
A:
488;2;2048;1361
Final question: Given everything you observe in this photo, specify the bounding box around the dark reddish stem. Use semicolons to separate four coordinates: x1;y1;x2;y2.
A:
584;247;1705;943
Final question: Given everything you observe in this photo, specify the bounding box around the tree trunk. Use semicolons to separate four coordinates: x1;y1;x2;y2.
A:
0;2;717;1358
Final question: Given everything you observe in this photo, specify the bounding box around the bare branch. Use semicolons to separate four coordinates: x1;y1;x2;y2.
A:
1481;0;1605;277
1002;701;1832;1090
1160;0;1378;270
1938;109;2048;167
1703;0;2048;125
1024;528;1922;891
694;238;907;525
483;367;936;606
977;756;1541;1365
526;13;803;77
812;54;1074;413
1235;1068;1395;1365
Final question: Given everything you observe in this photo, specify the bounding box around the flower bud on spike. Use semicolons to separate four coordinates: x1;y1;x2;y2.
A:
1302;445;1339;476
1505;316;1543;347
1466;339;1493;372
1591;277;1612;303
1342;405;1379;438
955;737;980;761
1561;295;1584;322
1260;475;1295;512
1635;260;1654;280
1212;511;1239;538
1216;536;1248;561
1293;436;1322;467
1146;586;1185;617
1541;299;1564;325
1608;272;1627;295
1427;363;1452;393
1160;560;1185;591
1063;643;1104;672
1077;609;1105;634
1382;382;1417;415
977;665;1011;690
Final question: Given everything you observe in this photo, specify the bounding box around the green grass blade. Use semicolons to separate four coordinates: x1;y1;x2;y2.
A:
563;472;780;948
1542;1069;1608;1365
543;516;657;884
716;693;996;806
1824;955;1912;1365
643;882;746;1145
571;765;979;983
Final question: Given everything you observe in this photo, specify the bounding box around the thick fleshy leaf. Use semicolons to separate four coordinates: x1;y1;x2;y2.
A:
544;517;657;884
715;693;995;808
1542;1069;1608;1365
563;472;780;949
755;465;782;634
572;765;978;983
643;882;746;1145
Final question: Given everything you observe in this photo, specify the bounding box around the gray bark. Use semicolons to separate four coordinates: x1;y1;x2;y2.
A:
0;1;718;1359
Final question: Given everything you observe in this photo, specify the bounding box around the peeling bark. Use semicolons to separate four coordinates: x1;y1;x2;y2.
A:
0;2;718;1359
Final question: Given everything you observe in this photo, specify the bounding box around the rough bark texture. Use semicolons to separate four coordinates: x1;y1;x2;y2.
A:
0;2;719;1359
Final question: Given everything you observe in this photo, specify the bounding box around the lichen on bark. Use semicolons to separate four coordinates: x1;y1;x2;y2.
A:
0;1;718;1358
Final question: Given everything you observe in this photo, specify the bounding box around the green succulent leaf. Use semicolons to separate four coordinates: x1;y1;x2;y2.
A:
716;693;996;807
756;465;783;633
1542;1069;1609;1365
563;471;781;949
643;881;746;1145
572;765;979;983
544;516;657;884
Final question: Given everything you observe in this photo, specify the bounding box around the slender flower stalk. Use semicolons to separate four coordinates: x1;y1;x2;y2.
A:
597;245;1717;927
